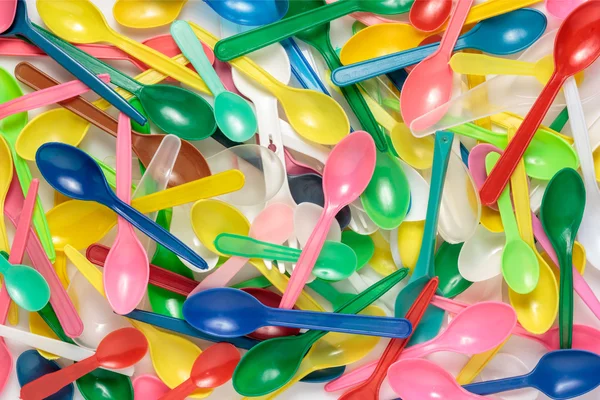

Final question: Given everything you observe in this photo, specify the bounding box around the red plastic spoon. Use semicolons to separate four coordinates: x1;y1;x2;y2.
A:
20;328;147;400
480;1;600;206
0;1;16;34
409;0;452;32
159;343;240;400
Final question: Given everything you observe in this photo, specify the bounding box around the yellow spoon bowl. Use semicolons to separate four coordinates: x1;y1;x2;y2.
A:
396;220;425;274
28;312;60;360
64;245;212;398
113;0;187;28
480;206;503;233
0;136;17;324
369;231;397;277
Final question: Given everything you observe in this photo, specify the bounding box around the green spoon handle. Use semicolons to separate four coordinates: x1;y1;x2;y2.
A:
12;152;55;262
315;39;387;152
36;26;142;94
303;267;409;342
232;275;272;289
558;245;574;349
171;21;224;97
215;233;301;261
549;107;569;132
448;123;504;148
485;153;520;243
214;0;360;61
411;131;453;280
307;278;344;302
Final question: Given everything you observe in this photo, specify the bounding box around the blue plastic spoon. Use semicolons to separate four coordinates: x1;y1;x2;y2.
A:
35;143;208;271
16;350;73;400
183;288;412;338
206;0;289;26
464;350;600;399
0;0;145;124
332;8;547;86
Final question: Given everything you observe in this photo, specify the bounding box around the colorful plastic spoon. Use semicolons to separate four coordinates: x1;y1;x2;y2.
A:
159;343;239;400
16;350;73;400
280;131;376;308
0;137;11;253
0;0;16;34
480;1;600;205
546;0;582;19
113;0;188;28
240;288;301;340
133;375;169;400
171;20;256;142
410;0;451;32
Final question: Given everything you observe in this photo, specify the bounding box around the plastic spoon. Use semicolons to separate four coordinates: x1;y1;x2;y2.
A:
0;247;50;312
480;1;600;205
159;343;239;400
485;152;539;294
113;0;187;28
231;267;409;396
133;375;169;400
0;0;16;34
21;328;147;400
0;0;145;124
171;21;256;142
434;242;472;298
36;143;208;271
215;234;357;281
215;0;416;61
13;62;212;187
546;0;582;19
0;137;11;252
458;223;504;283
401;0;474;128
16;350;73;400
325;301;516;392
189;21;350;146
280;132;376;308
189;202;293;292
410;0;451;32
390;358;492;400
464;350;600;398
540;168;584;349
333;8;547;86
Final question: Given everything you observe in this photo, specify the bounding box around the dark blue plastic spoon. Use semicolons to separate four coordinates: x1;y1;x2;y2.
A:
35;143;207;270
16;350;73;400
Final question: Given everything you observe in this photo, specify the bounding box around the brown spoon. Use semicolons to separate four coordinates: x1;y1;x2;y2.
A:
14;62;211;187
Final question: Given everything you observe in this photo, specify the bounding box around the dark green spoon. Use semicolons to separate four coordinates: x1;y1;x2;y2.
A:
434;242;472;298
341;228;375;270
540;168;586;349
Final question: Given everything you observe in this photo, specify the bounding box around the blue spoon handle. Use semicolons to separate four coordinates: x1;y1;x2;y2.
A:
463;375;530;395
266;309;412;338
21;22;145;124
332;38;467;87
108;195;208;270
125;309;259;350
282;38;331;95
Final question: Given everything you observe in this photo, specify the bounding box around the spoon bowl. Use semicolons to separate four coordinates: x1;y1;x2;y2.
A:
133;375;170;400
2;261;50;312
0;0;16;34
113;0;187;28
410;0;451;32
16;350;73;400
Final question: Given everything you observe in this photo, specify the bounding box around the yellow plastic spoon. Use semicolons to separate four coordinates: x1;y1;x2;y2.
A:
64;245;212;399
37;0;211;96
449;53;585;86
395;220;425;274
113;0;187;28
187;21;350;146
190;199;325;312
339;0;543;64
369;231;397;277
28;312;60;360
0;137;17;324
246;306;383;400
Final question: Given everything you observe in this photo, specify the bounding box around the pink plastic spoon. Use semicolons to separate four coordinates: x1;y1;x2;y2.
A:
546;0;583;19
325;301;516;392
400;0;474;130
3;172;82;338
389;358;493;400
103;113;149;315
469;143;600;321
0;73;110;119
279;131;376;309
0;178;38;393
0;0;16;34
133;375;170;400
188;203;294;295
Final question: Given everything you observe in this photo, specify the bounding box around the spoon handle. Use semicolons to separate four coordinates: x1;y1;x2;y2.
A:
21;356;99;400
463;374;530;396
215;233;302;261
449;53;537;77
437;0;474;56
214;1;359;61
267;308;412;338
25;23;146;125
159;378;197;400
448;123;504;147
171;21;224;97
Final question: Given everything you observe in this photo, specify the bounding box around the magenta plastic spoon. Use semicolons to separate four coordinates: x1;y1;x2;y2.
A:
103;113;149;315
280;131;376;309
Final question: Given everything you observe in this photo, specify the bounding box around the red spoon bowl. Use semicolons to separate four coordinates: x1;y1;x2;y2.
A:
241;288;301;340
410;0;452;32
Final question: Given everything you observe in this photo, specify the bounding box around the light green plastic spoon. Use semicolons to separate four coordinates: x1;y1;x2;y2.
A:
0;251;50;312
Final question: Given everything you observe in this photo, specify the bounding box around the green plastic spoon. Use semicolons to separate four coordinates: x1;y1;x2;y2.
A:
38;26;216;141
171;21;256;143
486;152;539;294
540;168;585;349
215;0;414;62
341;230;375;270
434;242;472;298
394;130;453;346
0;68;54;261
0;250;49;312
450;122;578;180
232;267;409;396
214;233;357;281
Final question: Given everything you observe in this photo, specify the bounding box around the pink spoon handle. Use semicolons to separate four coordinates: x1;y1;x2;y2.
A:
0;73;110;120
3;174;82;337
436;0;474;57
158;378;197;400
0;179;39;324
188;256;249;296
530;214;600;320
